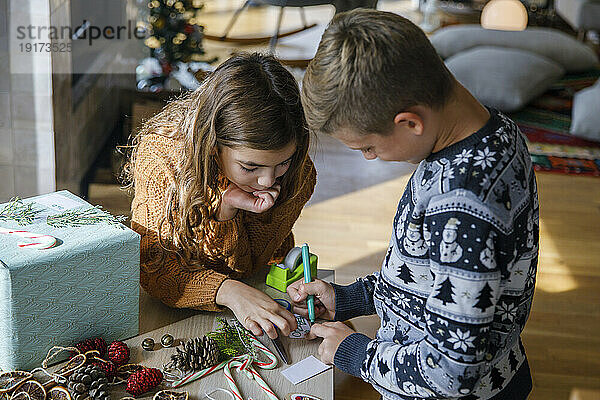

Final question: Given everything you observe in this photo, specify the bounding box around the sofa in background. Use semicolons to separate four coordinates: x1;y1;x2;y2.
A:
555;0;600;40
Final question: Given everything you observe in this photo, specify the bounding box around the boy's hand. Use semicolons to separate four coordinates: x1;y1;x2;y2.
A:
307;322;355;364
287;279;336;321
218;183;281;220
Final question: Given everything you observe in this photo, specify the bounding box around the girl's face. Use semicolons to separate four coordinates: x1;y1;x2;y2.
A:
217;141;297;192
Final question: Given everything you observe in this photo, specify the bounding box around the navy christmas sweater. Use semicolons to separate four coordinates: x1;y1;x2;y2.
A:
331;109;539;399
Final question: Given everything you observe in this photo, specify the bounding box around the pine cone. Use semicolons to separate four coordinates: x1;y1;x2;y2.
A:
125;368;163;396
90;360;117;382
169;336;219;372
67;365;110;400
107;341;130;366
72;337;108;358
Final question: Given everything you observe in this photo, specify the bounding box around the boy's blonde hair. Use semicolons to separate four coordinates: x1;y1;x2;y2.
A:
302;9;454;136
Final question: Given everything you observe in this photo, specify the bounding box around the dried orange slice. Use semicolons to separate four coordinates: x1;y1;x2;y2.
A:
153;391;188;400
54;354;86;377
10;392;31;400
0;372;32;394
116;364;144;378
10;381;45;400
47;386;71;400
30;370;56;393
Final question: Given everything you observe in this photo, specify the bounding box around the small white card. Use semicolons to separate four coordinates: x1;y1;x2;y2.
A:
289;314;311;339
281;356;330;385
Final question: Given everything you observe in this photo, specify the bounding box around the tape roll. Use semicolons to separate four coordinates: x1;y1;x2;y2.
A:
283;247;303;271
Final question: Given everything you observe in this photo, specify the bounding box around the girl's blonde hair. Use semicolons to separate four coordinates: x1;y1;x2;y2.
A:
123;53;309;267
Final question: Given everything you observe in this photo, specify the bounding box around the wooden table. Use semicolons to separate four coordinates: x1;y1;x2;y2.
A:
116;271;335;400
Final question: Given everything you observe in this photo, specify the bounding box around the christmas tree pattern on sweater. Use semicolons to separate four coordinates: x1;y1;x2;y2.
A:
336;109;539;400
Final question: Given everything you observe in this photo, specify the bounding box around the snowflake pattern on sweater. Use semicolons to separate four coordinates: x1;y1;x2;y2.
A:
333;109;539;400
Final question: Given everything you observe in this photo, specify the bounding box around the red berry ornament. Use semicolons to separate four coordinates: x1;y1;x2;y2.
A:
73;337;107;358
125;368;163;396
108;341;130;366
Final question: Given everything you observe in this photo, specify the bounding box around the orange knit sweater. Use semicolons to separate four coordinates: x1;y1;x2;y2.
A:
130;133;316;311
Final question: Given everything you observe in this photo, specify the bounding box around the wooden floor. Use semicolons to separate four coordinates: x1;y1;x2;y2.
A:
88;1;600;399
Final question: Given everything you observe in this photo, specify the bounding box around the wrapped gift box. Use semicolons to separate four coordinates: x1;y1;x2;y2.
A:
0;191;140;371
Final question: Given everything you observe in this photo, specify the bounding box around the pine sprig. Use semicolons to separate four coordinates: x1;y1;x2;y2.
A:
0;197;41;225
46;206;127;228
207;317;256;361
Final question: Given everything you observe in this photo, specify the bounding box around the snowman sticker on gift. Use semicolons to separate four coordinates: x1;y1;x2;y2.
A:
403;222;428;256
440;218;463;263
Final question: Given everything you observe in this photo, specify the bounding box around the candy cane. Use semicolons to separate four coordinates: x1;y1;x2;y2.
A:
169;334;279;399
0;227;57;249
223;354;278;400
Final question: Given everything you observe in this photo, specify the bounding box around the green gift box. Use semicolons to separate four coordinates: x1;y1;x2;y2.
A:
0;191;140;371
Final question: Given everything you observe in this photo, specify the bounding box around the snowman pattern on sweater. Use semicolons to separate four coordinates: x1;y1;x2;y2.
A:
344;109;539;400
439;218;463;263
480;231;497;270
404;222;428;257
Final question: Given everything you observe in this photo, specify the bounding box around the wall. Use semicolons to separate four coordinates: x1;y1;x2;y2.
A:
0;0;145;202
0;0;56;201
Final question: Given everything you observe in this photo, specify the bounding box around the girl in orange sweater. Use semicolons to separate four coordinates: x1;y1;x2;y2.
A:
124;53;316;339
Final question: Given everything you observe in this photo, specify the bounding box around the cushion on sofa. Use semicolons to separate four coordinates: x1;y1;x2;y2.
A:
555;0;600;32
445;46;565;112
431;25;599;72
570;80;600;142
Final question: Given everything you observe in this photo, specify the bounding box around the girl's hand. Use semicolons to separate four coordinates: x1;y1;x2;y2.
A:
217;183;281;220
216;279;297;338
287;279;336;321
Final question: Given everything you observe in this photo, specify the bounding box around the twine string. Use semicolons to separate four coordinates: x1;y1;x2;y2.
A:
41;346;80;370
30;367;67;387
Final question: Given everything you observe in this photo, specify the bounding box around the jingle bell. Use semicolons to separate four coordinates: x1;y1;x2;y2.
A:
161;334;174;348
141;337;155;351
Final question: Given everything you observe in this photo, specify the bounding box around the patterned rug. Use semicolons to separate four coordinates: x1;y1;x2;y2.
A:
509;67;600;176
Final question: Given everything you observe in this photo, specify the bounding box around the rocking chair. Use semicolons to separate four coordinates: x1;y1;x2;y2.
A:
204;0;378;50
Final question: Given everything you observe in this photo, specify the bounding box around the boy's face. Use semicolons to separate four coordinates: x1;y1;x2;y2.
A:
332;123;434;164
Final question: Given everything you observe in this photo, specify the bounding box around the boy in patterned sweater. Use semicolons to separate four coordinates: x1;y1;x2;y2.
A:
287;9;538;400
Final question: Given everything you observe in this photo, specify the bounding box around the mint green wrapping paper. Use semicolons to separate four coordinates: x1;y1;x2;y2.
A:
0;191;140;371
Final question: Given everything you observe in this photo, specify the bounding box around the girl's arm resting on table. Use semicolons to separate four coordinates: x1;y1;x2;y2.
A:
131;155;251;310
132;205;231;311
